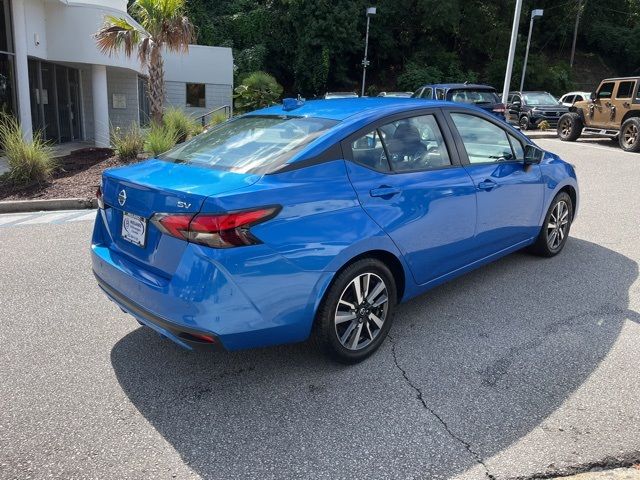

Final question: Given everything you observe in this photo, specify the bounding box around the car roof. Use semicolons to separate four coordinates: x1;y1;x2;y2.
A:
248;97;451;121
418;83;496;90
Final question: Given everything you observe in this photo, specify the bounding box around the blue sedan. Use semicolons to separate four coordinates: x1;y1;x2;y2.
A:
92;98;578;363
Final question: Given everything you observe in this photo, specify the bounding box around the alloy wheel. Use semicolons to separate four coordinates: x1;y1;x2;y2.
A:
622;123;638;147
547;200;570;250
334;273;389;351
560;118;571;137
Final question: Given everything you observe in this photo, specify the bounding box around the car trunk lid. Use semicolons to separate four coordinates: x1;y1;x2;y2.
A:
100;159;260;277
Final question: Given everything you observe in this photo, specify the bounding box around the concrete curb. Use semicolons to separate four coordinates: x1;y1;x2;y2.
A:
0;198;97;214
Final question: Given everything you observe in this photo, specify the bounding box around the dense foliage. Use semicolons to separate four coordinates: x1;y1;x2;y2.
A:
186;0;640;97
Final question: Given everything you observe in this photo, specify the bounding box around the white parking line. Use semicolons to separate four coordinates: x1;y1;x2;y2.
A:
0;213;32;226
0;209;97;227
537;137;639;156
19;211;81;225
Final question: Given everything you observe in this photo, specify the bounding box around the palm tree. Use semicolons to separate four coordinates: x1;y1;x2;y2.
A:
94;0;195;123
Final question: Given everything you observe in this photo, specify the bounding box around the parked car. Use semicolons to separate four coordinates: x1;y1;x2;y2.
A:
557;76;640;152
378;91;413;98
92;97;578;363
324;92;358;99
506;91;569;130
412;83;506;119
559;91;591;107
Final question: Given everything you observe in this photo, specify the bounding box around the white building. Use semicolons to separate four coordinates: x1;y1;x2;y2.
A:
1;0;233;147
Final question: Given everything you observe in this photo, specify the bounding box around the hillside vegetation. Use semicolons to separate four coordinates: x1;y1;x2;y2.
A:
186;0;640;96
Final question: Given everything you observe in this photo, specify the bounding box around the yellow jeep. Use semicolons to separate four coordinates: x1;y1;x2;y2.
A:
557;77;640;152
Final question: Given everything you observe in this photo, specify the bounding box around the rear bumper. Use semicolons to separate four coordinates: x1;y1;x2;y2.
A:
92;216;333;351
95;273;223;351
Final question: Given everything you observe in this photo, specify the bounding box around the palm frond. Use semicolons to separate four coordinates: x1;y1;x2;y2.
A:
94;16;143;58
162;15;195;52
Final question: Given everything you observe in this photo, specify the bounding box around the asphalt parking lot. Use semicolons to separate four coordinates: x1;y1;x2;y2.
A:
1;137;639;480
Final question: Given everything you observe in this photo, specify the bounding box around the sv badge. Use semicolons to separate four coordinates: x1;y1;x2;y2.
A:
177;201;192;209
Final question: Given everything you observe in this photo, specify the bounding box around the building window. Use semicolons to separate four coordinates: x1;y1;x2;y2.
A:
186;83;205;107
0;0;16;116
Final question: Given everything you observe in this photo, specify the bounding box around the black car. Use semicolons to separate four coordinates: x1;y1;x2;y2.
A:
412;83;506;120
507;91;568;130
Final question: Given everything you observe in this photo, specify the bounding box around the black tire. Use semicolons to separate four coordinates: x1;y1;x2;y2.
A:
519;116;531;131
619;117;640;152
315;258;397;363
557;113;583;142
530;191;573;257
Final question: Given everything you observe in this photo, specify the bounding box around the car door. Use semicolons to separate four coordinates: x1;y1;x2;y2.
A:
445;109;544;257
591;81;616;128
507;94;522;124
614;80;637;123
343;109;478;285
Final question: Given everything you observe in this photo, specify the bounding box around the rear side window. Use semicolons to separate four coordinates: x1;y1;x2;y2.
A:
616;81;635;99
161;116;338;174
349;114;451;172
597;82;615;99
574;95;584;102
563;95;575;104
435;89;446;100
450;113;515;164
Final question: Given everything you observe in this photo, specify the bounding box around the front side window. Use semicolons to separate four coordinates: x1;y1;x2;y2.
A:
435;89;446;100
616;81;635;99
574;95;584;102
421;88;433;99
450;113;516;164
597;82;615;100
563;95;575;104
186;83;206;107
162;115;338;174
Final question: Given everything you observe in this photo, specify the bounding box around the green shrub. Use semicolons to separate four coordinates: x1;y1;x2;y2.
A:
0;114;55;186
207;112;228;128
234;71;283;113
111;124;144;161
144;123;178;156
163;107;199;143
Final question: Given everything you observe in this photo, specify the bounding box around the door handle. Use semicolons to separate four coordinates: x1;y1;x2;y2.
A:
370;186;401;198
477;179;498;191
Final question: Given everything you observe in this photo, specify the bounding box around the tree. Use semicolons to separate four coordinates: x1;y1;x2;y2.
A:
94;0;195;123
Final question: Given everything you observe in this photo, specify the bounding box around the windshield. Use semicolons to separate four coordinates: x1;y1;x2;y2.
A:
161;116;338;174
523;92;559;106
447;89;500;104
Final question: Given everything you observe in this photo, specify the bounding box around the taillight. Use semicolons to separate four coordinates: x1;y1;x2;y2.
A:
151;206;280;248
493;104;506;113
96;186;105;209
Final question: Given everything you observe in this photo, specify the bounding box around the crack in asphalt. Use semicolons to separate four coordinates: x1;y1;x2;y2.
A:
507;451;640;480
388;334;496;480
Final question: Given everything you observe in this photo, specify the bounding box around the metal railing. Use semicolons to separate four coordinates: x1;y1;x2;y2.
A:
195;105;232;127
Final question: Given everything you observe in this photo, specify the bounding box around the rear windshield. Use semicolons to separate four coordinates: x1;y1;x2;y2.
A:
161;115;338;174
522;92;559;106
447;89;499;104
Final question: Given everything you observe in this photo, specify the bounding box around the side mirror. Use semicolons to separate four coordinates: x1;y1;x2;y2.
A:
590;91;597;101
524;144;544;165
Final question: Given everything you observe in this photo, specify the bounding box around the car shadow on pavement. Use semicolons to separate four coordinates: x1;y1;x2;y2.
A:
111;238;638;480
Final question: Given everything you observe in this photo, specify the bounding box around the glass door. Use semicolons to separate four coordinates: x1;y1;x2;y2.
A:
27;60;82;143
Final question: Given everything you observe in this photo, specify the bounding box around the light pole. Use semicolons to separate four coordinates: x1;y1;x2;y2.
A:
519;9;544;92
361;6;376;97
502;0;523;103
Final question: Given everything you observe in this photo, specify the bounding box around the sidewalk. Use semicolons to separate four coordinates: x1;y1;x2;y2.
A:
552;467;640;479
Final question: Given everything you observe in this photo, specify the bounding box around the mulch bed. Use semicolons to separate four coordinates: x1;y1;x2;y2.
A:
0;148;141;201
